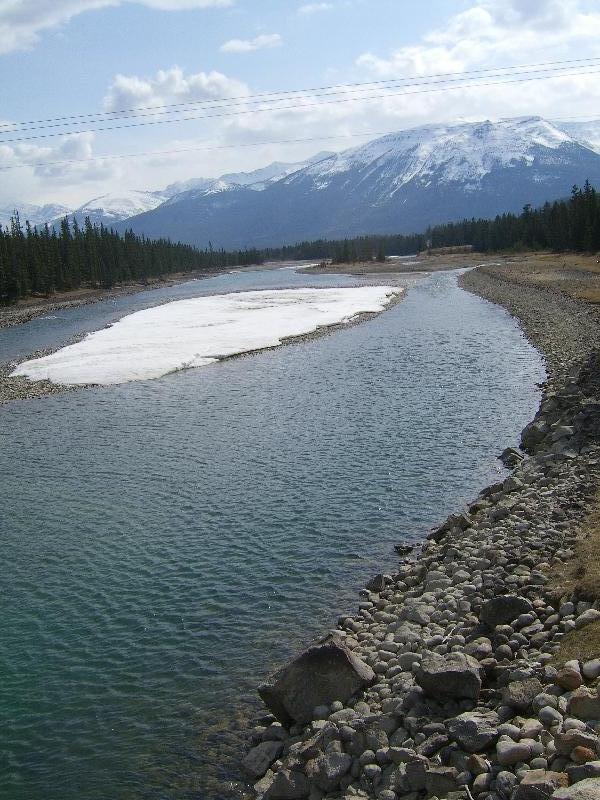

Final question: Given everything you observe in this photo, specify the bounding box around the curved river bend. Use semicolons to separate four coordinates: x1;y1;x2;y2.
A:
0;268;545;800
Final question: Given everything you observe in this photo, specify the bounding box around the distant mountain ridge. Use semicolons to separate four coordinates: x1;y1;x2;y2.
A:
114;116;600;248
4;117;600;247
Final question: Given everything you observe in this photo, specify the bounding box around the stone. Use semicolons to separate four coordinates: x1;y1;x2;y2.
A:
425;766;460;797
415;653;482;701
583;662;600;682
513;769;568;800
555;732;600;757
568;762;600;783
258;636;375;725
502;678;544;712
263;769;311;800
242;741;284;779
366;574;387;592
539;707;564;727
497;737;534;766
572;748;598;765
496;770;518;799
305;752;352;792
480;595;533;628
446;711;500;752
556;668;583;691
552;778;600;799
576;611;600;630
568;690;600;722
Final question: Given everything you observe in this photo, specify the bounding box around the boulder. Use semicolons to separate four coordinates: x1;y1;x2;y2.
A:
258;636;374;725
556;668;583;691
555;732;600;757
446;710;500;752
415;652;482;701
568;690;600;722
479;595;533;628
513;769;568;800
552;778;600;799
262;769;310;800
425;766;460;797
304;752;352;792
497;737;534;766
502;677;544;712
242;741;284;779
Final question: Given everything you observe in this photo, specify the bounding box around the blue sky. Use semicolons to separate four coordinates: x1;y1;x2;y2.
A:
1;0;599;207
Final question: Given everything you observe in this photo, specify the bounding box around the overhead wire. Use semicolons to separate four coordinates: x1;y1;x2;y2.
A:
1;55;599;134
1;63;599;146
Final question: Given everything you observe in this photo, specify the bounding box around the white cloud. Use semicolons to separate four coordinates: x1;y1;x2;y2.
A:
0;0;232;55
103;66;249;111
297;3;333;14
357;0;600;77
220;33;282;54
0;130;120;206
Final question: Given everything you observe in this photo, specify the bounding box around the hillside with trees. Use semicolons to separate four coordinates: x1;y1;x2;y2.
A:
1;183;598;305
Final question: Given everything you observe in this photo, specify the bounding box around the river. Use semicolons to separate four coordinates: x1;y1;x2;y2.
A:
0;266;545;799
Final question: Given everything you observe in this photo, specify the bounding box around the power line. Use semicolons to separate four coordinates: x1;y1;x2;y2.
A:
1;56;599;137
2;107;599;175
1;64;599;146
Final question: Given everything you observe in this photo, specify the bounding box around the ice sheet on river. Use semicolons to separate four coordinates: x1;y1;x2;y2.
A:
12;286;402;386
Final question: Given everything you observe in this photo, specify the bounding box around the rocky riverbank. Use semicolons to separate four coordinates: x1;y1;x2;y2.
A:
237;263;600;800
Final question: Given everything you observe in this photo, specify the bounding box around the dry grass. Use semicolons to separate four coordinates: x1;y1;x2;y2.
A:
549;491;600;664
475;252;600;303
552;620;600;664
550;490;600;603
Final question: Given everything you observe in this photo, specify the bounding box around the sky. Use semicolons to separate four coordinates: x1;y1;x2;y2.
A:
1;0;600;208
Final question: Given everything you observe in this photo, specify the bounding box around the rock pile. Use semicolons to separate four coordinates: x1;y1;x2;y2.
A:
239;268;600;800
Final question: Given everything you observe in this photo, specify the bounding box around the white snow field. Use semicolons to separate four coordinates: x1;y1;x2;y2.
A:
12;286;402;386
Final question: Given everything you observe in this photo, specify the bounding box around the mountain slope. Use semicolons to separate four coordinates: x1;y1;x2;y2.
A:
117;117;600;249
66;189;168;228
0;203;72;230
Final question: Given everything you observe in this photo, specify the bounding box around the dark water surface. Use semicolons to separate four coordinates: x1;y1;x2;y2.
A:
0;269;545;800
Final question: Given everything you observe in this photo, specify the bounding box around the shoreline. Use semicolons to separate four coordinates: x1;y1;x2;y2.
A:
0;268;229;330
237;260;600;800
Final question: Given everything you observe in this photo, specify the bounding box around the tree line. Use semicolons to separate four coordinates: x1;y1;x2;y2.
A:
0;215;264;305
1;182;599;304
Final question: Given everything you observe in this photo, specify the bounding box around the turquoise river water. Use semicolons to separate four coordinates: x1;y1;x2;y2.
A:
0;267;545;800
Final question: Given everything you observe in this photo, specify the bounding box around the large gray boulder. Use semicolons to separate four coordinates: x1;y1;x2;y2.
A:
262;769;310;800
568;689;600;721
304;752;352;792
446;710;499;752
242;741;284;779
502;677;544;712
552;778;600;800
415;652;482;701
258;635;375;725
479;595;533;627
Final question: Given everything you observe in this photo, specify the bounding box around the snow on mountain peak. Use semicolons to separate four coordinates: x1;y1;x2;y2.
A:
297;116;581;193
74;189;167;222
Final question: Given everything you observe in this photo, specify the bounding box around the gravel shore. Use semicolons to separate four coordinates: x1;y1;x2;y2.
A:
237;264;600;800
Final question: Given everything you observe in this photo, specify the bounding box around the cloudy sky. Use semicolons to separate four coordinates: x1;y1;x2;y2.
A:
1;0;600;207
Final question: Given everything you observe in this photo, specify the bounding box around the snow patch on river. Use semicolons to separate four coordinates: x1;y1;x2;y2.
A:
12;286;402;386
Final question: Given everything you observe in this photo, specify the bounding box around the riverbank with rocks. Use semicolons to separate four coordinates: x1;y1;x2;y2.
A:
236;262;600;800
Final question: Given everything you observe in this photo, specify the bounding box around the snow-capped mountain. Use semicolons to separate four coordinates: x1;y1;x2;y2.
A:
0;202;72;230
65;189;168;228
7;117;600;246
116;116;600;248
556;120;600;154
162;154;334;204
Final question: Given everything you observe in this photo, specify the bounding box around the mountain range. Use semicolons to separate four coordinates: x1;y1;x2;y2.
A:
5;117;600;249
